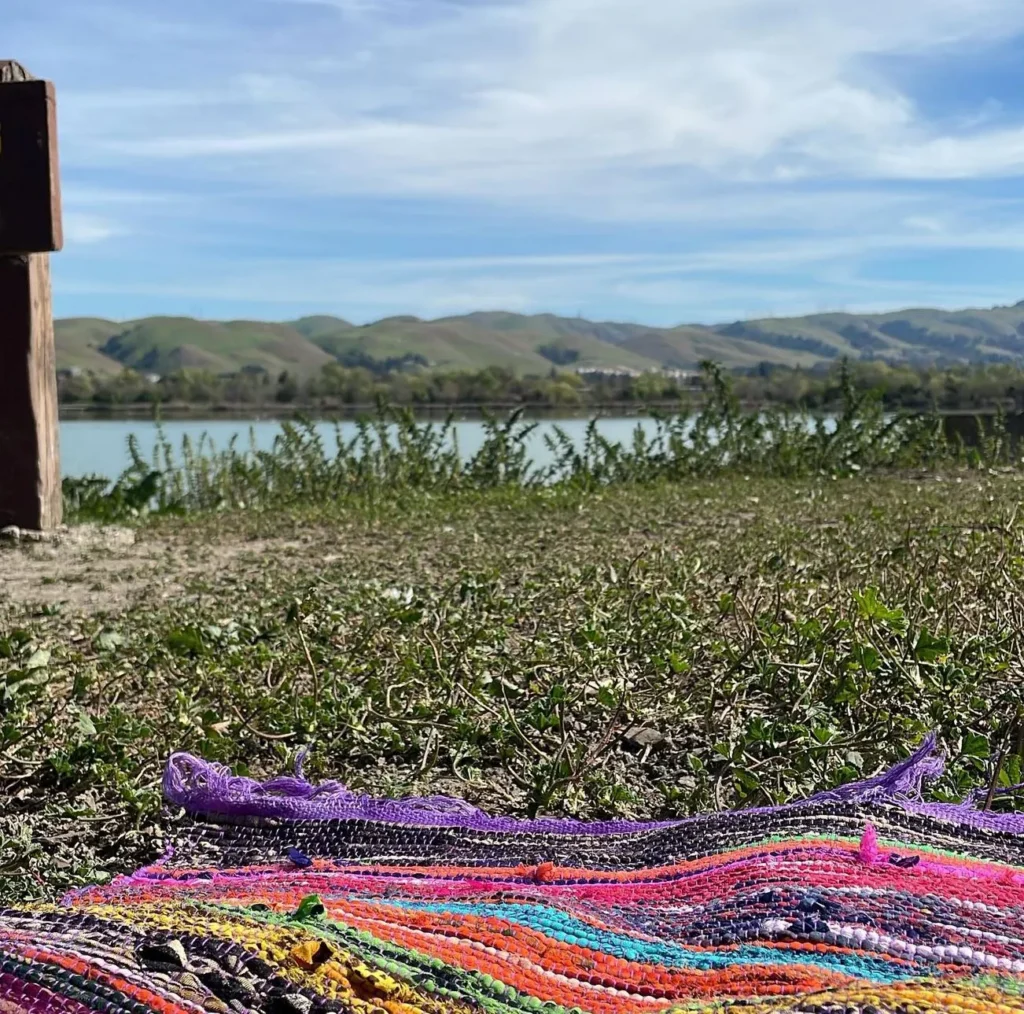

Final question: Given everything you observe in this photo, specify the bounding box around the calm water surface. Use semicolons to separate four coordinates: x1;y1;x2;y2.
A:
59;417;676;479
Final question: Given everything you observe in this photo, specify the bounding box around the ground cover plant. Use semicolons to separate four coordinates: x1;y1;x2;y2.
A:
5;466;1024;905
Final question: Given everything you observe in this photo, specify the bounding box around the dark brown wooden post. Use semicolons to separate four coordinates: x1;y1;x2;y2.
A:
0;60;63;531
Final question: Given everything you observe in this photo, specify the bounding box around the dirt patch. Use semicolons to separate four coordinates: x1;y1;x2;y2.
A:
0;525;312;615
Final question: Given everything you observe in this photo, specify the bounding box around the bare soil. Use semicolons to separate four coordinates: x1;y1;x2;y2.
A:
0;526;312;614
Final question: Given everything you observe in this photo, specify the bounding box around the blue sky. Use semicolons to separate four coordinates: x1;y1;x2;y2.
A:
11;0;1024;326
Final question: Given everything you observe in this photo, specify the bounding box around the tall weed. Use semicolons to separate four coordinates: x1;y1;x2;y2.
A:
64;364;1015;522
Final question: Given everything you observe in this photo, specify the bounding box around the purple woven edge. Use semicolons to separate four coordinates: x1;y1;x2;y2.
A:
162;733;1024;835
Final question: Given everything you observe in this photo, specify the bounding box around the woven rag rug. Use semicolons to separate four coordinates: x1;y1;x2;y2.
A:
5;736;1024;1014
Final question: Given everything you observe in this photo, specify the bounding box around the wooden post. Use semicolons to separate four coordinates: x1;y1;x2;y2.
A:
0;60;63;531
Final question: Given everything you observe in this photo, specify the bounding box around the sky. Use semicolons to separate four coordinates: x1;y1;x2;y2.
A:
11;0;1024;326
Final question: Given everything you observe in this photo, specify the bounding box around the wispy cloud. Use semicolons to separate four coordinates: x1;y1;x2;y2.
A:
57;0;1024;196
62;213;126;245
52;217;1024;324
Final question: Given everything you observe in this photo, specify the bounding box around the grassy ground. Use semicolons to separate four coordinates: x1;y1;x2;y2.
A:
4;471;1024;904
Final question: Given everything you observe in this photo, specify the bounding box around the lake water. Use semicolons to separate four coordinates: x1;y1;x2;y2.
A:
53;411;1021;480
58;416;679;479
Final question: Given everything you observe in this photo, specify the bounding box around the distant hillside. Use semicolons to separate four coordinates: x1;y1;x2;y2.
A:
710;305;1024;364
54;300;1024;376
291;315;355;340
618;326;808;369
54;319;126;376
308;314;658;373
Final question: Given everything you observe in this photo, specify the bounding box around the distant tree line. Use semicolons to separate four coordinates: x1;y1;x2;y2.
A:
731;360;1024;412
56;359;1024;413
58;364;698;410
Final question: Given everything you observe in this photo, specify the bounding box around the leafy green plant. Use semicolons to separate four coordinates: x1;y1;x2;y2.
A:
64;365;1016;524
9;471;1024;901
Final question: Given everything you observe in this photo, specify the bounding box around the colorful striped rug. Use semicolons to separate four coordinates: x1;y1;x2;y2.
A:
4;734;1024;1014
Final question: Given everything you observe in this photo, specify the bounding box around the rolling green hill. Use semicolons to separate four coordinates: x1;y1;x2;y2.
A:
96;317;336;375
290;315;355;340
54;318;127;376
712;305;1024;364
618;325;818;369
53;300;1024;377
308;314;659;373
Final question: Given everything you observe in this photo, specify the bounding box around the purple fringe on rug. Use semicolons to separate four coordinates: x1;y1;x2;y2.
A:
162;733;1024;834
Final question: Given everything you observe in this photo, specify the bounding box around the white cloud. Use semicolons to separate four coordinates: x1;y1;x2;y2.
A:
869;128;1024;179
57;0;1024;206
62;212;125;245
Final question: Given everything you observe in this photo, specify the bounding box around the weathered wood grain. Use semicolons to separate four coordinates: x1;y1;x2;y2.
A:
0;254;62;531
0;71;63;254
0;63;63;531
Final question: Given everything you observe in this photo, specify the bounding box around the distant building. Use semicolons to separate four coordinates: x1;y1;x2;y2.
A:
574;366;644;379
574;366;700;384
660;369;701;384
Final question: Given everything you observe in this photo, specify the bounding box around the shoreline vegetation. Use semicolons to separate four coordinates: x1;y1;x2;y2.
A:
63;364;1021;524
58;359;1024;417
57;401;1024;421
58;400;701;421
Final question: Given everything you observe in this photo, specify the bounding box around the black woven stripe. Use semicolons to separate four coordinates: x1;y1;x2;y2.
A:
163;800;1024;871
